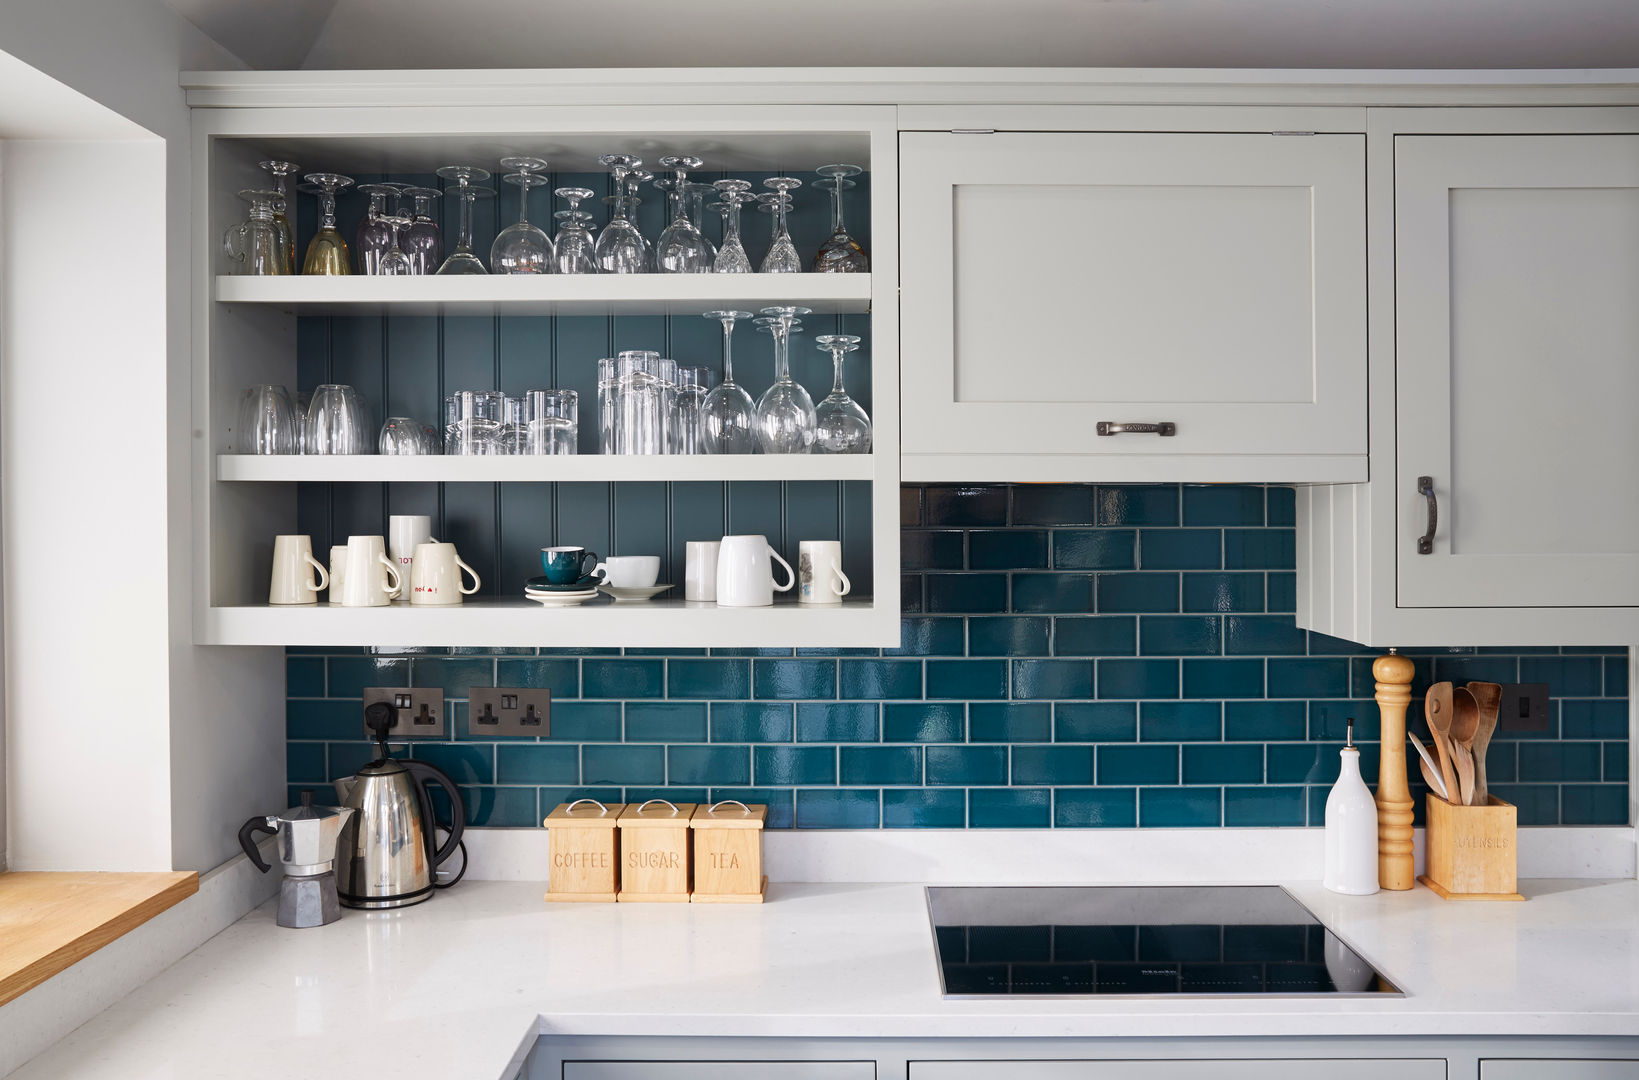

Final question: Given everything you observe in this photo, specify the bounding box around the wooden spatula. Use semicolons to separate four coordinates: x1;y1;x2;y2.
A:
1424;682;1462;806
1466;681;1502;805
1450;685;1480;806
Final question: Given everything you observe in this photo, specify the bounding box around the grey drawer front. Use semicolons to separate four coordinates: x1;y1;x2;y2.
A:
1484;1063;1639;1080
566;1063;875;1080
912;1061;1445;1080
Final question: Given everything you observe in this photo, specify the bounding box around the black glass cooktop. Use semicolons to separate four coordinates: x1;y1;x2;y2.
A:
927;886;1399;998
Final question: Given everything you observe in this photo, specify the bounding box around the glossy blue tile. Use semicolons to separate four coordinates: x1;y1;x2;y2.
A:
1606;743;1629;783
901;485;923;526
1223;529;1295;570
1224;701;1307;741
1140;615;1221;656
1099;744;1179;785
796;788;880;828
1140;787;1222;827
496;744;580;785
1430;655;1520;686
1012;746;1096;785
884;703;964;743
1267;658;1349;698
1518;742;1603;782
1054;616;1138;657
969;702;1052;742
969;787;1050;827
286;657;325;698
461;786;539;828
410;657;495;697
668;745;751;786
1182;486;1264;526
1052;529;1136;570
1225;785;1305;826
328;657;409;699
286;742;327;784
1054;788;1138;827
926;573;1008;613
667;659;750;699
1180;659;1264;699
1141;702;1222;741
493;659;579;697
1098;658;1180;699
927;660;1009;700
1561;784;1627;825
1520;656;1605;697
1490;784;1559;826
797;702;880;742
924;485;1008;526
970;530;1048;569
890;617;966;657
1222;616;1307;656
1182;573;1264;613
1266;743;1339;785
410;742;494;785
883;788;966;827
582;659;664;698
1309;701;1379;743
1183;744;1263;784
710;702;794;743
1266;487;1296;526
326;741;380;781
841;746;922;785
1140;529;1222;570
623;786;708;805
1097;573;1180;614
1012;659;1095;700
754;745;836;785
1098;486;1180;527
925;745;1007;785
583;744;665;785
901;575;924;613
754;659;836;700
840;660;923;700
547;702;622;742
1012;484;1097;526
287;700;359;740
1055;702;1137;742
1608;656;1630;696
625;702;708;742
1266;573;1296;613
903;530;965;570
969;617;1051;657
1307;630;1370;655
1013;573;1096;613
709;787;795;828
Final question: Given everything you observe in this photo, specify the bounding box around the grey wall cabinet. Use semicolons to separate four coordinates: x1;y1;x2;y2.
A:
911;1061;1444;1080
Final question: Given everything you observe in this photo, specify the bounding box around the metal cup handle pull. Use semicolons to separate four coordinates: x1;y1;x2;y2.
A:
1417;475;1437;555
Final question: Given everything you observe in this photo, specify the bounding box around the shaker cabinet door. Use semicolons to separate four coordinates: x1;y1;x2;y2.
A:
1395;134;1639;608
898;129;1366;481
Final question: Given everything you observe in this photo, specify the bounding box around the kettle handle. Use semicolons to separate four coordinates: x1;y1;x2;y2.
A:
237;817;275;873
403;759;466;868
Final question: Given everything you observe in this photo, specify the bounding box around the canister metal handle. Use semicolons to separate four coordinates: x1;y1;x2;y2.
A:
707;799;751;813
636;798;680;814
565;798;609;815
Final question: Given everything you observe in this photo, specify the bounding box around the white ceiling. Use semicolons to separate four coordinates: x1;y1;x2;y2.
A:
167;0;1639;71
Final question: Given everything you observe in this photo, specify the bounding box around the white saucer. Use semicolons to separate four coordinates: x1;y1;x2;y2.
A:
524;589;598;607
596;583;674;603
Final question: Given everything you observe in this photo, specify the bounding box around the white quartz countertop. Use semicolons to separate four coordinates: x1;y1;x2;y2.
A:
11;878;1639;1079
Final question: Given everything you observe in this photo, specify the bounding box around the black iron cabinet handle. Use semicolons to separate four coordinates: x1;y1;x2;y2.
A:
1416;475;1437;555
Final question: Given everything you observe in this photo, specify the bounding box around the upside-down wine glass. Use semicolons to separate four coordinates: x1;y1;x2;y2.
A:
355;182;404;274
491;156;554;274
655;155;712;273
759;176;803;273
257;160;300;274
754;306;815;453
551;187;598;274
699;311;759;454
299;172;354;275
399;186;444;274
813;164;869;273
377;203;414;276
684;181;718;262
434;165;495;275
596;154;649;273
813;334;872;452
711;179;753;273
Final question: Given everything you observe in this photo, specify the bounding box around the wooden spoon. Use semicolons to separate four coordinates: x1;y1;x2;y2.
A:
1450;686;1480;805
1466;681;1502;805
1423;682;1462;806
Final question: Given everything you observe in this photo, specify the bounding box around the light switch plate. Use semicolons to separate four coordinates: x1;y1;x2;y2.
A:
361;687;446;738
1497;682;1550;733
468;686;550;737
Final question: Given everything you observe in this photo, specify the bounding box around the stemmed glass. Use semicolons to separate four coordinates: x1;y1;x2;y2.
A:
684;181;718;262
299;172;354;275
355;183;405;274
655;155;712;273
377;204;414;276
759;177;803;273
699;311;759;454
257;160;300;274
223;190;286;275
552;187;597;275
754;306;816;453
398;186;444;274
814;164;869;273
434;165;495;275
813;335;872;452
491;156;554;274
711;179;754;273
596;154;649;273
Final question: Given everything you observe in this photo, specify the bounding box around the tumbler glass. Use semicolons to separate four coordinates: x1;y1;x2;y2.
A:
672;366;714;454
613;352;675;455
448;390;504;455
526;389;578;455
306;384;368;455
238;384;298;454
597;358;617;455
379;416;426;455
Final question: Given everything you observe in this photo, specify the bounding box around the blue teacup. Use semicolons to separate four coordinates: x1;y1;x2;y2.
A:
540;546;601;586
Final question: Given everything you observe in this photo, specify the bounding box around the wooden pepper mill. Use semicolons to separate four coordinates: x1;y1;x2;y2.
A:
1372;651;1416;890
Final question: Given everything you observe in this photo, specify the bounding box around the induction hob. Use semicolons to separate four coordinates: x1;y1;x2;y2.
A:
927;886;1400;998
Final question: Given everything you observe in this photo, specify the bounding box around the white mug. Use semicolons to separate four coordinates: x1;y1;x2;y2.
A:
269;535;328;606
388;515;436;598
409;542;480;606
797;540;852;605
685;541;721;602
329;545;349;600
595;555;660;588
715;535;795;608
336;535;401;608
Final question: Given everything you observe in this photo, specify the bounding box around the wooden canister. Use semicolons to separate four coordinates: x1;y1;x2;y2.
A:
1417;793;1524;901
690;800;768;903
615;799;695;902
542;799;624;903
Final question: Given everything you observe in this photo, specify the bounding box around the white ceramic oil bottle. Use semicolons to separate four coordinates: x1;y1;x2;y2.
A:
1323;718;1380;895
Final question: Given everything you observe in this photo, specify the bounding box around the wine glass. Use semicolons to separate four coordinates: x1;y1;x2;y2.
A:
223;190;285;276
654;155;712;273
378;203;414;276
711;179;754;273
813;335;871;453
596;154;649;273
298;173;354;275
684;181;719;262
759;177;803;273
814;164;870;273
355;182;404;274
398;186;444;274
699;311;758;454
754;306;815;453
434;165;495;275
257;160;300;274
491;156;554;274
552;187;597;274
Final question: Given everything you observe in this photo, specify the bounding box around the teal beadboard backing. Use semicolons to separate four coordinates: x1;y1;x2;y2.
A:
286;484;1630;830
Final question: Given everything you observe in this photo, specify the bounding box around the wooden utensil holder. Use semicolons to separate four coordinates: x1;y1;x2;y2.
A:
690;800;768;903
542;799;625;903
1417;793;1524;901
616;799;695;903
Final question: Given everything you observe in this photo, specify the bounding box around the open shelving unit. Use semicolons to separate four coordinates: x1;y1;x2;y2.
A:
216;454;876;484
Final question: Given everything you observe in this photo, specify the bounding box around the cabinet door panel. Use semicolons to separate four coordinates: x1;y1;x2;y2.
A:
1483;1063;1639;1080
912;1060;1443;1080
901;130;1365;463
1396;134;1639;608
566;1064;873;1080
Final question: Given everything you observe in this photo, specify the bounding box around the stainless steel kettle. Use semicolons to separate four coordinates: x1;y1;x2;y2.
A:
332;702;466;910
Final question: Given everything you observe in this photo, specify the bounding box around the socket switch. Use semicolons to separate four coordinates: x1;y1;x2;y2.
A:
361;687;446;738
468;686;550;737
1497;682;1550;733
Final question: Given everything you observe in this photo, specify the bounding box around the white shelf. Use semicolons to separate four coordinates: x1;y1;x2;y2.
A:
201;596;892;648
214;273;873;316
216;454;875;483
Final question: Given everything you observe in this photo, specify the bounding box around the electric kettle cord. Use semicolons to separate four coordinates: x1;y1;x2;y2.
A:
434;837;469;889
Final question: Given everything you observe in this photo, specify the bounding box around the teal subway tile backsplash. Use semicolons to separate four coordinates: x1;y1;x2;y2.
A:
286;484;1630;830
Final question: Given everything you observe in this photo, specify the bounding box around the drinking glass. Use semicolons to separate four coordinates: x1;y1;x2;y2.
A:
500;396;529;454
672;365;714;454
711;179;753;273
612;352;675;455
306;383;368;455
257;160;300;274
759;177;803;273
377;206;414;276
526;389;578;454
492;156;554;274
596;154;648;273
597;357;617;454
448;390;504;455
223;190;286;276
238;384;298;454
399;186;444;274
380;416;429;455
813;335;872;453
298;173;354;275
699;311;759;455
754;306;816;453
355;183;404;274
551;187;597;275
684;181;718;262
435;165;495;275
654;155;712;273
814;164;869;273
